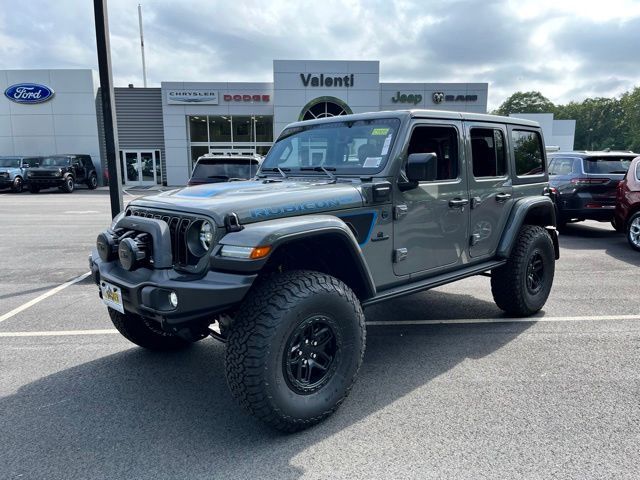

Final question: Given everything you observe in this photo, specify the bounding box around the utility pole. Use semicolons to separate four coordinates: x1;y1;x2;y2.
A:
138;4;147;87
94;0;123;217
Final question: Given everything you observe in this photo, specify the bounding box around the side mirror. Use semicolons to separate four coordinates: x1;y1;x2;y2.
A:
406;152;437;182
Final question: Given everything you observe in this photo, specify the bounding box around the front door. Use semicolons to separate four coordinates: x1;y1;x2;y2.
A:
465;123;514;258
122;150;159;186
393;121;469;276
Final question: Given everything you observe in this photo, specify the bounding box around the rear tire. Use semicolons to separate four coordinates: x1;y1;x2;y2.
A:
626;212;640;252
87;173;98;189
225;270;366;432
491;225;555;316
61;175;75;193
108;308;193;351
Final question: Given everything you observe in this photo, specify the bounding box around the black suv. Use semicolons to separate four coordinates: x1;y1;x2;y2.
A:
548;151;636;228
27;154;98;193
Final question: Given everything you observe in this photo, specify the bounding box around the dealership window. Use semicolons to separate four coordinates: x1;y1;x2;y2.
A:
512;130;544;176
188;115;274;169
471;128;507;178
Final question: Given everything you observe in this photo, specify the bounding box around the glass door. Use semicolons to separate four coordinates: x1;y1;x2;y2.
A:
121;150;159;186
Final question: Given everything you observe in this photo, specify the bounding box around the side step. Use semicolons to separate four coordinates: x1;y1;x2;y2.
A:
362;260;506;307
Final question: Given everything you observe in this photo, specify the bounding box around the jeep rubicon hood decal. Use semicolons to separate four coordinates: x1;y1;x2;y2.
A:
132;180;365;224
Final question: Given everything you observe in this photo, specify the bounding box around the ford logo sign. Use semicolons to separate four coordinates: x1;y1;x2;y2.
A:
4;83;55;104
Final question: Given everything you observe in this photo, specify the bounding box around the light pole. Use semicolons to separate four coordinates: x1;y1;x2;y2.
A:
93;0;123;217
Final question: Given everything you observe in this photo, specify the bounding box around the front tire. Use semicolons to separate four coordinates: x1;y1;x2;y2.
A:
11;176;23;193
491;225;555;316
108;308;193;351
225;270;366;432
626;212;640;252
61;175;74;193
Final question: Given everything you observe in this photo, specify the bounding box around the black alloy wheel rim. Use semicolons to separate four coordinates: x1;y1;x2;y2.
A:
91;175;97;187
526;251;545;295
283;316;339;394
68;178;73;190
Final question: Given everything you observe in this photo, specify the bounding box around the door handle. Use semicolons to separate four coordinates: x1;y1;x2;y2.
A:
449;198;469;208
495;192;512;202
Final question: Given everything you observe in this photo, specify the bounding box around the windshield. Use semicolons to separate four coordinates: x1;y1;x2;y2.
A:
0;158;20;168
261;118;401;175
40;157;70;167
192;159;259;179
583;157;633;174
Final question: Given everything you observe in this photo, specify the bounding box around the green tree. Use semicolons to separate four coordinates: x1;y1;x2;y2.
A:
493;91;556;116
555;97;626;150
620;87;640;152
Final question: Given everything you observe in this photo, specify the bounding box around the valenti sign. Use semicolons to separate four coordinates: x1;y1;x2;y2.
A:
4;83;55;104
167;89;218;104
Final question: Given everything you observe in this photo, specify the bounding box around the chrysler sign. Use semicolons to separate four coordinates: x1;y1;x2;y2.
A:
167;89;218;104
4;83;55;104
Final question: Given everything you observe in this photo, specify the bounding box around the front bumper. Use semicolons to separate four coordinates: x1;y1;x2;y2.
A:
90;249;256;328
0;178;13;188
28;177;65;188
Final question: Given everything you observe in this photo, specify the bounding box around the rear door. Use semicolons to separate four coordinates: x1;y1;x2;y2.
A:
465;123;514;258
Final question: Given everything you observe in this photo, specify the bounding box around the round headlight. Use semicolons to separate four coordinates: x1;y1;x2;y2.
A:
199;221;214;250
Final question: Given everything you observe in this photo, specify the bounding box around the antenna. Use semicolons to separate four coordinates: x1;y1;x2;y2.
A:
138;4;147;87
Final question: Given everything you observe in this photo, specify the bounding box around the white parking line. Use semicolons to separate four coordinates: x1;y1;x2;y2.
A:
1;314;639;338
0;272;91;324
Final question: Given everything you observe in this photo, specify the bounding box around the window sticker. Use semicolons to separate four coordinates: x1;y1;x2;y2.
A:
381;135;393;155
363;157;383;168
371;127;390;136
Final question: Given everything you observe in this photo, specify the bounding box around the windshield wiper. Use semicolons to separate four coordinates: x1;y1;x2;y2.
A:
260;167;290;179
300;166;337;183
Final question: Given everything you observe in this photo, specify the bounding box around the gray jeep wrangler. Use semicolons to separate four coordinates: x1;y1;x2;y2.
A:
90;110;558;431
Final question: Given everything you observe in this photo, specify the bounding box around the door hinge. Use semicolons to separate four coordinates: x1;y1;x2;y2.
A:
470;233;481;246
393;248;408;262
394;204;408;220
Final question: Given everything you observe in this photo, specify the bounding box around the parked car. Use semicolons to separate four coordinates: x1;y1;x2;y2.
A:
548;151;637;228
613;155;640;251
27;154;98;193
90;110;558;431
0;156;38;192
187;153;263;186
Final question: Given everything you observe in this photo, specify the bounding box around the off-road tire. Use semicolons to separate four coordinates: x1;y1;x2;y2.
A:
108;308;193;351
225;270;366;432
87;173;98;190
491;225;555;316
11;176;23;193
626;212;640;252
61;175;75;193
29;184;40;193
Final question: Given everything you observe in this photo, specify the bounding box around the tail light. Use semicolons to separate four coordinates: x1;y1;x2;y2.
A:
570;178;609;186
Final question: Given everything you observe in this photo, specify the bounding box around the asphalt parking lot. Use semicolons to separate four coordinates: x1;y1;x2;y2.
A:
1;188;639;480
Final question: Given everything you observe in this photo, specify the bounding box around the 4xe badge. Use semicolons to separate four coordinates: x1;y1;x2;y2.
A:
4;83;55;104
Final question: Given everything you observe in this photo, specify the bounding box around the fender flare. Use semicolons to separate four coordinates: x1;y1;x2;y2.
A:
212;215;377;299
496;196;559;259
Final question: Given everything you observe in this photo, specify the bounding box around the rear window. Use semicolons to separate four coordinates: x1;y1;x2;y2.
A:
549;157;575;175
192;159;259;180
583;157;632;174
512;130;544;176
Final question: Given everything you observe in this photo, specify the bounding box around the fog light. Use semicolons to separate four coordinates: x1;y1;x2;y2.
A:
169;291;178;308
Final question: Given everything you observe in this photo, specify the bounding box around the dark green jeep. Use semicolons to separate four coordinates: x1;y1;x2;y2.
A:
90;110;558;431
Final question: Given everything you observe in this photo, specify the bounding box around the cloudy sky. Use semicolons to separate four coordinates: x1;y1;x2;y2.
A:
1;0;639;109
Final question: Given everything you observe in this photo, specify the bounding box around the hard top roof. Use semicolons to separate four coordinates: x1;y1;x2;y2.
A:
283;109;540;131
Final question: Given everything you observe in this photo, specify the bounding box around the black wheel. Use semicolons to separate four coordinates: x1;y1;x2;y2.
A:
491;225;555;316
626;212;640;252
225;270;366;432
61;175;75;193
87;173;98;189
11;176;23;193
29;184;40;193
108;308;193;351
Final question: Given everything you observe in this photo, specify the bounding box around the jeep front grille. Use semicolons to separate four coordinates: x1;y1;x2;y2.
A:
126;208;199;267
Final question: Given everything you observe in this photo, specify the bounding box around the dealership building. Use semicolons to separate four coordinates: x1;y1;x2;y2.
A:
1;60;489;186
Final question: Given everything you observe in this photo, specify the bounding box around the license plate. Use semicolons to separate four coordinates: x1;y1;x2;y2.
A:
101;281;124;313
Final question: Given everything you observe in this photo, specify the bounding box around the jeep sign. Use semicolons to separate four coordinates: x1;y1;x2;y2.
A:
4;83;55;104
391;91;423;105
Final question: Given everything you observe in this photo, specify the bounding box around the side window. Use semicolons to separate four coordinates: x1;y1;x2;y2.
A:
549;157;574;175
512;130;544;176
72;157;81;166
82;157;92;168
635;161;640;181
407;125;459;181
470;128;506;178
